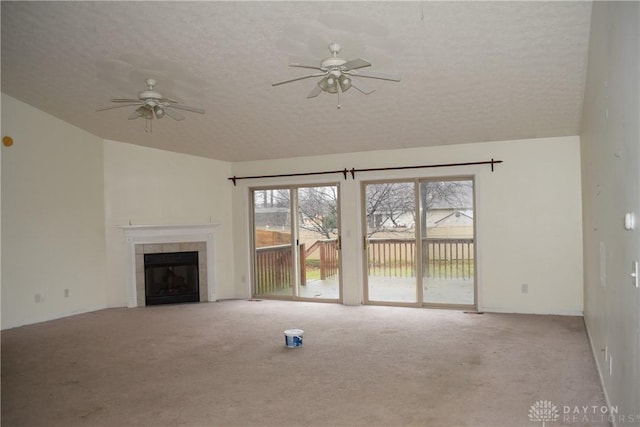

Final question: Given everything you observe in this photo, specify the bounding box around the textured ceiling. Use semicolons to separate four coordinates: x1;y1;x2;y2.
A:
1;1;593;162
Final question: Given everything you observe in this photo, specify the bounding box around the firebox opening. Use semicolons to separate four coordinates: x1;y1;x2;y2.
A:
144;251;200;306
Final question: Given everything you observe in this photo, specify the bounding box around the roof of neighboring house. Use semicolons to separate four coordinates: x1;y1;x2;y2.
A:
434;210;474;225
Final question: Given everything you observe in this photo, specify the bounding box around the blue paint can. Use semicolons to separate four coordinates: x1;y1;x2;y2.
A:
284;329;303;348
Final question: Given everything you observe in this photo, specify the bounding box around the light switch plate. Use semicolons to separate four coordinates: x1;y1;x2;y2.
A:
624;212;636;230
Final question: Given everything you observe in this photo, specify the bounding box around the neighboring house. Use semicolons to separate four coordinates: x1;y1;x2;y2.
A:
429;210;474;238
369;209;473;235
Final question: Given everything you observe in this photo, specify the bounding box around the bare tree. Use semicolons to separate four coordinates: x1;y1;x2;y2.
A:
256;180;472;239
420;180;472;210
255;189;290;208
297;186;338;239
365;180;472;237
365;182;415;236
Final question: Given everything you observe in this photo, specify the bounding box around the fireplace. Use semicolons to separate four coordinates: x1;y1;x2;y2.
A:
120;224;218;308
144;251;200;305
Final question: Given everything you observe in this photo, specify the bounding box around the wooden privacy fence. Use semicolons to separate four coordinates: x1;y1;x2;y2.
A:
367;238;474;279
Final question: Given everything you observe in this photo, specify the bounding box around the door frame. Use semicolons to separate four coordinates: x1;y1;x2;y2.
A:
360;176;477;310
249;182;343;303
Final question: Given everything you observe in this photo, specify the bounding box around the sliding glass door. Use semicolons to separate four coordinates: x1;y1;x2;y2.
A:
363;178;476;308
296;186;341;300
420;180;475;306
252;185;341;301
364;181;417;304
253;188;293;298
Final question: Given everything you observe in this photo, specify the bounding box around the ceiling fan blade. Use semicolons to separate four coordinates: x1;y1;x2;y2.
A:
272;73;327;87
289;56;324;71
163;108;185;121
161;97;179;104
109;98;141;103
342;58;371;70
289;62;324;71
96;103;140;112
349;77;375;95
166;104;205;114
307;84;323;98
351;69;401;82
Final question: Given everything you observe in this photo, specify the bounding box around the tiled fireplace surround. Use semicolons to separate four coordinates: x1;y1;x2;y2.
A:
121;225;218;308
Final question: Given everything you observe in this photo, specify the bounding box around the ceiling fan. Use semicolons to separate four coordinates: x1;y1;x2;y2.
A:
272;43;401;108
96;78;205;132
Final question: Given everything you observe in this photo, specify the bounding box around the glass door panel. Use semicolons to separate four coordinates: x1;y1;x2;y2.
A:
253;188;294;298
420;179;475;306
364;182;417;303
296;185;341;300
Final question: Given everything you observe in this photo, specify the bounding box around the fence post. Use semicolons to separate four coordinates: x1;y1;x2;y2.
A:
320;242;326;280
299;243;306;286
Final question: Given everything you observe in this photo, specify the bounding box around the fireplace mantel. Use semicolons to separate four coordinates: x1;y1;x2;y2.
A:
120;224;219;308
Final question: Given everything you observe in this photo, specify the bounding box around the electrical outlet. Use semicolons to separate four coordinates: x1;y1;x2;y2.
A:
521;283;528;294
34;294;42;303
64;289;69;298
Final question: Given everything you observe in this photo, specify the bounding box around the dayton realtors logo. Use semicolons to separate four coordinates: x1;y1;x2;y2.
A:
529;400;639;425
528;400;559;426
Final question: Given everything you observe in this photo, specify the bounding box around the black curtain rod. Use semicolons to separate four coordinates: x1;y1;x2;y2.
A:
352;159;503;174
228;159;502;185
228;168;352;185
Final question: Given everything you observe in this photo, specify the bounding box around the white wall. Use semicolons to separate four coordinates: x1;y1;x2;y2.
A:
103;140;235;307
232;136;584;315
1;95;236;328
581;1;640;421
1;95;107;329
1;94;586;329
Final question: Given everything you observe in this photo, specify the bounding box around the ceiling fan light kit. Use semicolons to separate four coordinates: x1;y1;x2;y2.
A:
97;43;400;128
273;43;401;109
97;78;205;132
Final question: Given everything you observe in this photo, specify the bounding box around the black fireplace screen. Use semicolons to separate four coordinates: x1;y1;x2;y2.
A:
144;251;199;305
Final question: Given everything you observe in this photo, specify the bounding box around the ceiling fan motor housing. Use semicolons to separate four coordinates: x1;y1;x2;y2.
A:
97;78;205;129
321;57;347;70
138;90;163;101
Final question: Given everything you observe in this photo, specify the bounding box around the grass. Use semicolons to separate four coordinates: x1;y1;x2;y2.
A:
304;269;321;281
367;260;474;279
259;260;474;290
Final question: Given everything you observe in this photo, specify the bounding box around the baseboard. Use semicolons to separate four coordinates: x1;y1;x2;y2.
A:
583;319;615;427
480;307;584;316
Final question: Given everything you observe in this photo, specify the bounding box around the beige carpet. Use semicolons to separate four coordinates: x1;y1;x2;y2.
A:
1;300;607;427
